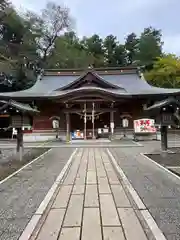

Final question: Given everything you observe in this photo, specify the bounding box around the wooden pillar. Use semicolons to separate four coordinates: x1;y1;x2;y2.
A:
66;113;70;142
84;103;87;140
92;102;95;139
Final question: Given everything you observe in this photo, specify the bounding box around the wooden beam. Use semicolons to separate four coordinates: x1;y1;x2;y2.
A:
63;108;117;113
64;94;116;102
68;99;111;102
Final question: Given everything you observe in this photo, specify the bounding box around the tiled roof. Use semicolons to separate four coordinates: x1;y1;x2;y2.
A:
0;68;180;98
144;98;180;111
0;100;39;113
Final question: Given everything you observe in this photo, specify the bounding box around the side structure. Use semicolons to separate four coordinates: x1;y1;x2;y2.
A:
0;66;180;140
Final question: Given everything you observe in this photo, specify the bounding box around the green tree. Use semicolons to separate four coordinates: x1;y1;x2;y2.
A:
125;33;138;64
0;7;40;91
135;27;163;66
80;34;105;67
145;54;180;88
0;0;12;23
113;44;127;66
47;33;92;68
103;35;118;66
25;1;73;66
103;35;127;67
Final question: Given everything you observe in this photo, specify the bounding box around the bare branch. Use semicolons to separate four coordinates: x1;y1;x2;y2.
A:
24;1;74;64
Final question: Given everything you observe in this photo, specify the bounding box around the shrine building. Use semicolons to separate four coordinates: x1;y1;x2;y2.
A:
0;66;180;140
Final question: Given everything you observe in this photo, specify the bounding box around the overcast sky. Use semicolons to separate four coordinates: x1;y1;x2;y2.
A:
12;0;180;55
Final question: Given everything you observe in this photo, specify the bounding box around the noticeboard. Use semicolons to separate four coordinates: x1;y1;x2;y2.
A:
134;118;156;133
52;119;59;129
122;118;129;128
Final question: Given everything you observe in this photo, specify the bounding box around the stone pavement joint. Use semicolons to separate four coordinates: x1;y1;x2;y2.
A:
18;149;78;240
29;148;163;240
107;148;167;240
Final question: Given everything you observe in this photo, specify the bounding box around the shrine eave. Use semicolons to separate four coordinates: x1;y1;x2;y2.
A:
0;87;180;100
0;100;39;113
0;67;180;99
144;97;180;112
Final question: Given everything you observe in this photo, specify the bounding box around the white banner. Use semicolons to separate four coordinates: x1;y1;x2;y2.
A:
134;118;156;133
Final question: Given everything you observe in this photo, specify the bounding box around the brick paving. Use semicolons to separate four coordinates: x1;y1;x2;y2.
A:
34;148;149;240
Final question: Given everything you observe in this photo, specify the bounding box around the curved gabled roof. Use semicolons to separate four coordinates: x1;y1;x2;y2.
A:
0;67;180;99
60;71;120;90
28;70;145;93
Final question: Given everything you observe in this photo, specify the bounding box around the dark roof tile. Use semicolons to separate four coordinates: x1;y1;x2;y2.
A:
0;70;180;98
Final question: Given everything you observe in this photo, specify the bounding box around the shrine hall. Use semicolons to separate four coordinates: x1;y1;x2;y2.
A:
0;66;180;140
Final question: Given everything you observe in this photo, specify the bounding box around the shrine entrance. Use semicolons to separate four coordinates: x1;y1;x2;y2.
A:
64;96;116;141
70;111;110;139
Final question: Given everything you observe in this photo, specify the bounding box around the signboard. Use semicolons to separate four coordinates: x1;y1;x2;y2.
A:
52;120;59;129
110;122;114;129
12;128;17;135
134;118;156;133
122;118;129;128
98;128;102;134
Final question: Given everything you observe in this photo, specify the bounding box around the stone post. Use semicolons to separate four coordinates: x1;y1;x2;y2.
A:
160;125;168;151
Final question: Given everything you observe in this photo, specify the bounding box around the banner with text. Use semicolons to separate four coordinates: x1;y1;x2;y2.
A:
134;118;156;133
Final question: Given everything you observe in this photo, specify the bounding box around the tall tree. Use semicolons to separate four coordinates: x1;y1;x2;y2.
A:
145;54;180;88
103;35;117;66
80;34;104;67
25;1;73;66
103;35;127;66
125;33;138;64
0;7;40;91
47;33;92;69
0;0;11;22
135;27;163;66
113;44;127;66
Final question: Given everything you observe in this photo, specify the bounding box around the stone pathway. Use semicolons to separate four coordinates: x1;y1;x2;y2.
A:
32;148;149;240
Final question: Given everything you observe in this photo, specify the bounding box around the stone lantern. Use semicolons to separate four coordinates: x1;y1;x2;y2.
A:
0;99;39;159
144;97;180;151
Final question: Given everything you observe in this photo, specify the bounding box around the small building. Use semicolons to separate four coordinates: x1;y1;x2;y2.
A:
0;66;180;140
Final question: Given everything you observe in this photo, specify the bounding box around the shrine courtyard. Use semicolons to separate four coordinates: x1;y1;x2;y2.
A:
0;140;179;240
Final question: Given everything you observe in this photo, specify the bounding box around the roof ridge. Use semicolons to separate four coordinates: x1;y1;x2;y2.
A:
45;66;138;72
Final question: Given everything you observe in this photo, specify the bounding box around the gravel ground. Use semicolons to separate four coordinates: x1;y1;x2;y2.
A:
146;149;180;189
0;148;49;181
0;147;74;240
111;143;180;240
146;152;180;167
169;147;180;153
